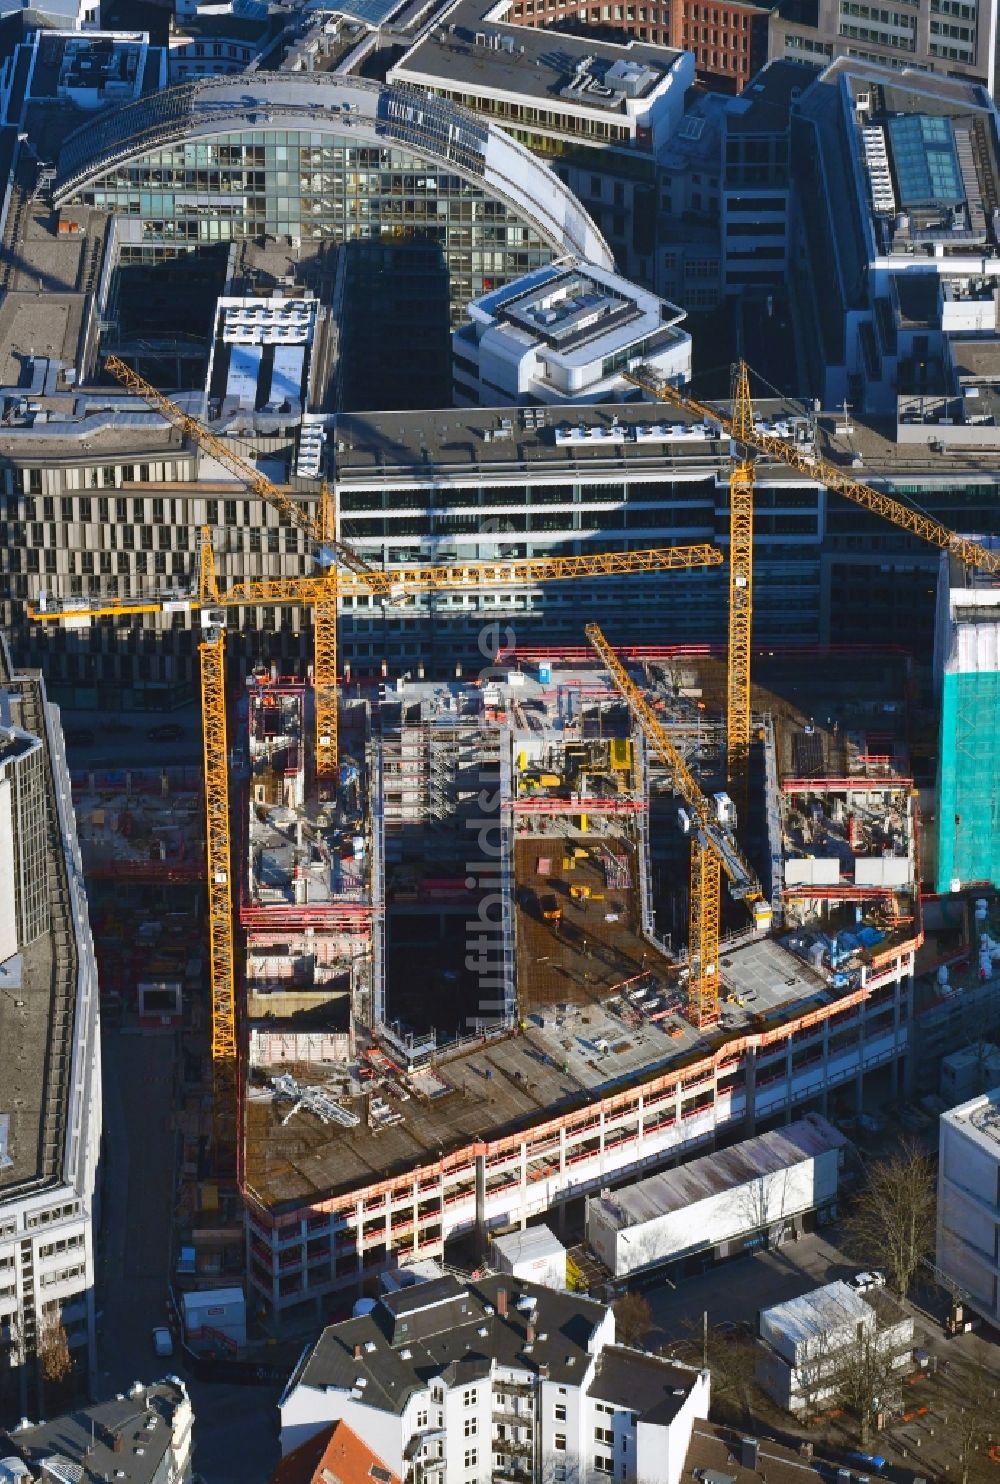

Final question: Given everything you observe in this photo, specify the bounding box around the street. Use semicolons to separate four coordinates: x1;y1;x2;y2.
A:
97;1027;280;1482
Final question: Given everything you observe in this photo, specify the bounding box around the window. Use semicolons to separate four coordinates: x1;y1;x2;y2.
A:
594;1456;614;1475
595;1427;614;1444
463;1388;478;1407
416;1409;428;1428
464;1418;478;1437
554;1435;567;1452
554;1403;567;1421
464;1449;478;1470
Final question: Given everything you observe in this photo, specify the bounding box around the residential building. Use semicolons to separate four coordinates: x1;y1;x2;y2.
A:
586;1114;846;1278
278;1272;711;1484
2;1377;194;1483
756;1280;914;1413
270;1420;401;1484
452;259;691;405
769;0;1000;94
932;546;1000;894
0;633;102;1394
937;1086;1000;1325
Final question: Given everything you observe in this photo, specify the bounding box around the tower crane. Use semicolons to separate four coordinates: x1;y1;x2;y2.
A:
34;537;724;1162
625;358;1000;796
585;622;771;1028
105;353;373;784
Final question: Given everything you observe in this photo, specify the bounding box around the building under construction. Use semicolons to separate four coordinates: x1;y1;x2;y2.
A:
239;654;921;1329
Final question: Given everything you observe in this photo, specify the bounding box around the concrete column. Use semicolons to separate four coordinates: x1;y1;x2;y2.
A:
856;995;867;1111
820;1021;831;1117
520;1144;529;1229
890;977;902;1097
785;1040;795;1124
355;1198;364;1275
744;1046;757;1136
475;1152;487;1261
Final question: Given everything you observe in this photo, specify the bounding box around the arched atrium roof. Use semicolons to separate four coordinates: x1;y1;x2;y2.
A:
54;73;613;268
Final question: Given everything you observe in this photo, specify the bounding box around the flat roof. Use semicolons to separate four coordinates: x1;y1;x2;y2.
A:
943;1085;1000;1149
392;0;683;109
593;1115;845;1228
0;644;83;1201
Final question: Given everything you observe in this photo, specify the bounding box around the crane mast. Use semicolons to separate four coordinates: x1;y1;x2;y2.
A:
728;360;755;803
585;622;770;1028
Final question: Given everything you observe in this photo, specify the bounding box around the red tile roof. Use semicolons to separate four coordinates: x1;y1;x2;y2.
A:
270;1419;401;1484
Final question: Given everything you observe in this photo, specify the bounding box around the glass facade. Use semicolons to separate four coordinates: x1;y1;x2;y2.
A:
70;129;556;319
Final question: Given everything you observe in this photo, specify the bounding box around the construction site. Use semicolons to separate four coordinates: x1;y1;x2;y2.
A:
28;351;999;1331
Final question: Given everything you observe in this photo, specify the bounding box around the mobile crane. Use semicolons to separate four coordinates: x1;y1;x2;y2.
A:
586;622;771;1028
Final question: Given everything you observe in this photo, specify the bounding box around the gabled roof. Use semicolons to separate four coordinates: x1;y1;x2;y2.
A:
270;1419;401;1484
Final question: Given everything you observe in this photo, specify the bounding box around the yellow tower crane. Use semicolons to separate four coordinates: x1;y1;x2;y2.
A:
625;358;1000;793
105;354;371;784
34;537;724;1157
585;622;771;1028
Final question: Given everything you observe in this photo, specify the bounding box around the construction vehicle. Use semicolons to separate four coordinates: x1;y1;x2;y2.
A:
539;892;563;924
624;358;1000;803
585;622;771;1029
32;526;722;1166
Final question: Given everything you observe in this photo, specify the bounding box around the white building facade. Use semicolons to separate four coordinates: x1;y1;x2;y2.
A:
279;1274;710;1484
937;1087;1000;1325
586;1115;846;1279
0;636;102;1389
453;260;691;407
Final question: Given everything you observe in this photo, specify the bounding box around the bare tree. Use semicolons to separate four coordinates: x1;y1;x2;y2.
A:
842;1138;936;1298
834;1320;899;1447
38;1320;73;1386
738;1167;792;1251
673;1318;762;1426
944;1343;999;1484
613;1291;653;1347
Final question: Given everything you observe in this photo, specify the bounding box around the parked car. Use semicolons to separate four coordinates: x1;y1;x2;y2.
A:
848;1270;886;1293
846;1452;887;1473
146;722;184;742
65;728;95;746
152;1326;174;1358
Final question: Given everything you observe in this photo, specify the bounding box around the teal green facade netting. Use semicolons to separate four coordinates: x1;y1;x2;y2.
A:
936;669;1000;892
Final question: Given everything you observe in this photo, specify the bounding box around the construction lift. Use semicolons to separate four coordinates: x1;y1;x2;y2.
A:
625;357;1000;799
33;531;724;1165
586;622;771;1029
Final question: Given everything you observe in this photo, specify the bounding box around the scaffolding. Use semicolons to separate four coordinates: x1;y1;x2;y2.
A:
937;667;1000;892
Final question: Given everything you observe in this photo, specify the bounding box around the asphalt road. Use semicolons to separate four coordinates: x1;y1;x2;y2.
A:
97;1028;280;1482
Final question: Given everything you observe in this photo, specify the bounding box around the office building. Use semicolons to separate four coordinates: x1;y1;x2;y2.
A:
0;634;102;1394
389;0;692;282
933;547;1000;894
789;58;1000;419
452;259;691;405
769;0;1000;94
657;57;806;302
937;1087;1000;1325
2;1377;194;1483
278;1272;710;1484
